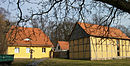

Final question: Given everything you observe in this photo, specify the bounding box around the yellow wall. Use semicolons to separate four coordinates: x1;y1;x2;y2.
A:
7;46;52;58
119;40;130;57
69;36;130;60
90;36;130;60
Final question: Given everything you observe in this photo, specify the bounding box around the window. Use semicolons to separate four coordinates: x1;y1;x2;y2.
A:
58;46;60;50
117;40;120;56
117;40;119;49
42;48;46;53
15;48;19;53
26;48;30;53
117;40;119;44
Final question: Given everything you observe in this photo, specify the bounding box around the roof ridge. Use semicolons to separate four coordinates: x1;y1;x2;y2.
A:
77;22;119;29
11;25;41;30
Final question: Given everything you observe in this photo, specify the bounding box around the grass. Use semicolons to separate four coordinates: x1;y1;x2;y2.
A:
11;59;33;66
39;58;130;66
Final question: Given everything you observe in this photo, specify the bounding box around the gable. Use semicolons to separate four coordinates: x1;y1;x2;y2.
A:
69;23;90;40
55;44;60;51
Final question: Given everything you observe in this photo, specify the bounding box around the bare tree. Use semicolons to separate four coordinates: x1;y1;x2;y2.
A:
115;25;130;37
0;0;129;48
1;0;125;27
50;21;75;47
0;7;10;54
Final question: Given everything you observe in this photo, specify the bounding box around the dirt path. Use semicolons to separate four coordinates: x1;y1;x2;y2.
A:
26;58;48;66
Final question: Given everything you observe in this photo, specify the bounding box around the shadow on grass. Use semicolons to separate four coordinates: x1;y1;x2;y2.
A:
11;59;34;66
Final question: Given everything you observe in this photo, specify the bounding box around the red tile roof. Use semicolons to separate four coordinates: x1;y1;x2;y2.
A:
7;26;53;47
58;41;69;50
77;22;130;39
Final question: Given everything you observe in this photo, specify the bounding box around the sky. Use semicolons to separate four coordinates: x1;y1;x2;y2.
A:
0;0;130;27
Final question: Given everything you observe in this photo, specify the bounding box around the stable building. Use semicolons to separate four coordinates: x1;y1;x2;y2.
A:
69;22;130;60
7;26;53;58
54;41;69;58
55;41;69;51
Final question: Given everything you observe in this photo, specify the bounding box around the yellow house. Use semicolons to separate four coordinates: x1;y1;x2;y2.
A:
6;26;53;58
69;22;130;60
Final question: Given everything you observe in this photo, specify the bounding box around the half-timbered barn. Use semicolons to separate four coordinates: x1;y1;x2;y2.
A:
69;22;130;60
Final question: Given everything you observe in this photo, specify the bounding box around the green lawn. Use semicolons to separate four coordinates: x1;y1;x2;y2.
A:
39;58;130;66
11;59;33;66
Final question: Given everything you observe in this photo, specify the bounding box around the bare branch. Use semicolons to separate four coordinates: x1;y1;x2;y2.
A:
16;0;23;25
24;0;62;22
95;0;130;14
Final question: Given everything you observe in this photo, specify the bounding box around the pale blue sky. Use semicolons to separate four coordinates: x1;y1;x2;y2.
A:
0;0;130;27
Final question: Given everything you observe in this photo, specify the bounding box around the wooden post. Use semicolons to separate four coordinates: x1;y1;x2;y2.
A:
101;39;103;59
89;37;91;60
128;40;130;57
106;38;108;59
122;40;123;58
73;40;74;59
85;38;86;59
83;38;84;59
78;39;79;59
96;38;97;60
125;40;127;58
85;38;87;59
119;40;120;57
129;40;130;56
111;40;112;59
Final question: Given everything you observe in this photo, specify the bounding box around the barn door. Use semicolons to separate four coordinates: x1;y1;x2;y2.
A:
117;40;120;56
